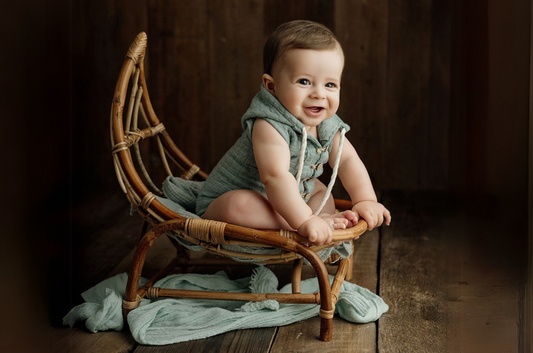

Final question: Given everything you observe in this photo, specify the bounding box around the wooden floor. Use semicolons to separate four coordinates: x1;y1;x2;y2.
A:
52;190;526;353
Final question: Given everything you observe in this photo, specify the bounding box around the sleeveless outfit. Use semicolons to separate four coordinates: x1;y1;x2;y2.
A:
195;85;350;217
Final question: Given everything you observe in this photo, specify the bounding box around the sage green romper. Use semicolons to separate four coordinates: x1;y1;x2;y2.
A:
195;85;350;216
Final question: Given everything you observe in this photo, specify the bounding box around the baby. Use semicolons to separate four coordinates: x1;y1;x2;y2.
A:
196;20;391;245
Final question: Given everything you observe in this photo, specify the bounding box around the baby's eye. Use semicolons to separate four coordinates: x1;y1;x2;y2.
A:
325;82;337;88
298;79;311;85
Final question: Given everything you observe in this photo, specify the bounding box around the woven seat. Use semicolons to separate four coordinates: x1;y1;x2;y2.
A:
110;32;368;342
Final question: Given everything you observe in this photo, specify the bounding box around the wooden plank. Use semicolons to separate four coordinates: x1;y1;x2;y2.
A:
52;328;136;353
72;0;149;187
269;230;380;352
74;193;144;291
147;0;211;174
207;0;265;171
425;0;451;190
351;231;380;297
382;0;433;190
378;191;451;352
334;0;388;194
378;190;523;352
445;197;523;353
263;0;335;35
527;2;533;350
53;0;148;326
134;328;275;353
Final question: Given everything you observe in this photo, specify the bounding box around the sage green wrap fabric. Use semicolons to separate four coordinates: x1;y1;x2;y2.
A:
196;85;350;216
63;266;389;345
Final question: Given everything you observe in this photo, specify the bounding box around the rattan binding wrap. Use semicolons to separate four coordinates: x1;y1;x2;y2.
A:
126;32;147;64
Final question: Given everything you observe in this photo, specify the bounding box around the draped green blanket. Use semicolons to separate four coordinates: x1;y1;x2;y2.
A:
63;266;388;345
159;176;354;261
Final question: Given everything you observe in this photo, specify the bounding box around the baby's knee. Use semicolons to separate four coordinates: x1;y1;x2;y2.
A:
216;190;256;222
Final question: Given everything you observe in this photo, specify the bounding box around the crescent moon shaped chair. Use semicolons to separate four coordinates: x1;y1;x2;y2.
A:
110;32;368;342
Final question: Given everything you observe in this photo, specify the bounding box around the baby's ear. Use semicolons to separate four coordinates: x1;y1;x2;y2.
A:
262;74;276;96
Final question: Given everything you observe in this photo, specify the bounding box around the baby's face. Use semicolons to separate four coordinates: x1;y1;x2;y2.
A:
269;48;344;129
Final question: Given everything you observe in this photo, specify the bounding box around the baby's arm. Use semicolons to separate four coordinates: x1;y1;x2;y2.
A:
330;131;391;230
252;119;332;244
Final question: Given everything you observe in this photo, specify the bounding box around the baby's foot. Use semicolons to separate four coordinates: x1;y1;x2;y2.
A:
340;210;358;228
319;210;358;230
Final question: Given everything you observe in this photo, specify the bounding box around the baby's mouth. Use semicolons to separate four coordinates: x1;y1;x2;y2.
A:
305;106;324;115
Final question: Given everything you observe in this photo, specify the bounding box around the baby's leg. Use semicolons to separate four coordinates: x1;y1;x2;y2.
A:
202;189;293;230
307;180;357;230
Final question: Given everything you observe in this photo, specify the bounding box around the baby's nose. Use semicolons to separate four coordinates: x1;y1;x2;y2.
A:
310;86;326;99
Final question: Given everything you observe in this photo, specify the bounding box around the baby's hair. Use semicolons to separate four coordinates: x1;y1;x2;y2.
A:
263;20;342;75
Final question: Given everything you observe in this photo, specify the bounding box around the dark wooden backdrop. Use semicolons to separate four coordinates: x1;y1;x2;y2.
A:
73;0;453;194
2;1;531;351
70;0;529;207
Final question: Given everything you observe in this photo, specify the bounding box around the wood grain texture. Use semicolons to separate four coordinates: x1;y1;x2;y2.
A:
352;231;380;295
74;193;143;290
147;0;211;173
270;316;375;353
521;2;533;353
382;0;433;190
426;0;451;190
72;0;457;193
73;0;149;187
264;0;334;35
52;329;136;353
207;0;265;171
378;191;451;352
53;191;526;352
445;197;523;353
334;0;388;194
378;191;524;352
135;329;275;353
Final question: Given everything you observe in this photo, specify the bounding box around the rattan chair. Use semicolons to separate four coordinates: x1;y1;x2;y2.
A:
110;32;368;342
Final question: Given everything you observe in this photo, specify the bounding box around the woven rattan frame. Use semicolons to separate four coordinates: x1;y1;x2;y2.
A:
111;32;368;342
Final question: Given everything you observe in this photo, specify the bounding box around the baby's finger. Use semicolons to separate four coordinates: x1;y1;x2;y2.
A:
369;212;378;230
308;231;318;243
350;208;360;224
325;231;333;245
384;209;392;226
377;212;384;227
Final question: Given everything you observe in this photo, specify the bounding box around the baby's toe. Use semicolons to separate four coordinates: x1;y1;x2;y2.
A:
332;221;347;230
343;210;358;222
336;217;349;226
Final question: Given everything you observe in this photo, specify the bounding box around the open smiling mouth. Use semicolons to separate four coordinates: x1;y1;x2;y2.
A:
305;107;324;115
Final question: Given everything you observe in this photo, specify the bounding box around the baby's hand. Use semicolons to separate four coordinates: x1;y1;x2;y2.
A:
297;216;333;245
352;201;391;231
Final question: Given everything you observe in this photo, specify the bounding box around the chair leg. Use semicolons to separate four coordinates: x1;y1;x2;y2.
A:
295;245;334;341
291;258;303;294
346;240;354;281
123;219;184;318
123;231;155;318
